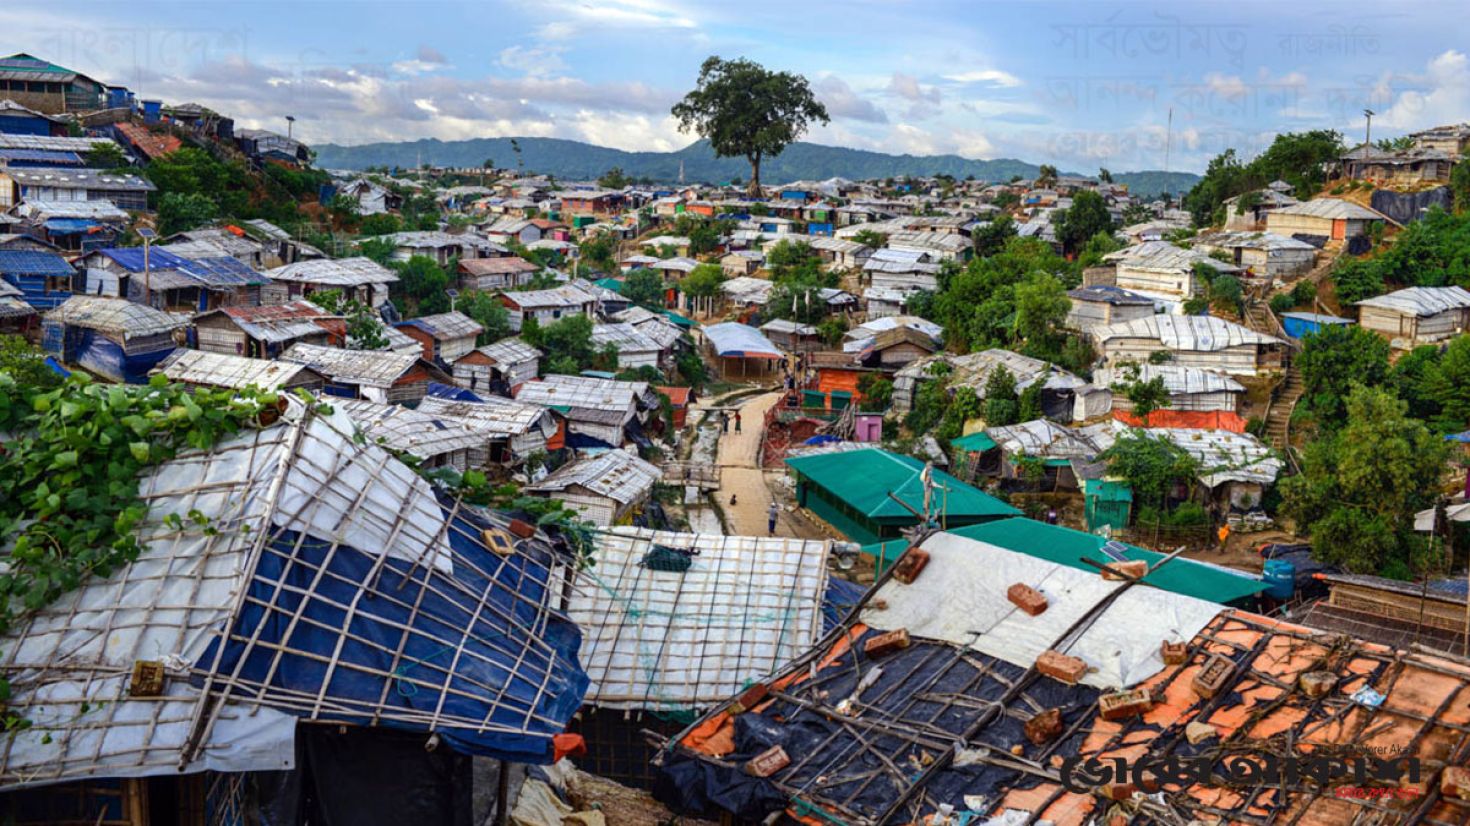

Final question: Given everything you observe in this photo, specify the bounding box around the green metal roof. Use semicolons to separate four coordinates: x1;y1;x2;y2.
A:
786;448;1019;522
661;309;697;329
947;517;1265;605
952;431;997;452
593;277;624;294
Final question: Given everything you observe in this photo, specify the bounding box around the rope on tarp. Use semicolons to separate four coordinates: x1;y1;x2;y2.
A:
791;798;852;825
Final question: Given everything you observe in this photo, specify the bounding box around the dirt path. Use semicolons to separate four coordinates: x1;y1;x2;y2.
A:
706;392;827;539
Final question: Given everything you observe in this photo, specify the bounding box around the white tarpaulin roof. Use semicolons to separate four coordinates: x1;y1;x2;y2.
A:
571;528;830;710
703;322;784;358
860;532;1223;689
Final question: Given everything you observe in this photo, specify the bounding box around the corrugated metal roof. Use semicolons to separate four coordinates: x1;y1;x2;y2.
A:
1091;314;1281;349
337;398;485;458
1355;285;1470;316
265;257;398;286
1271;197;1387;220
467;337;541;366
155;349;317;390
398;310;483;340
704;322;783;358
1094;363;1245;394
5;166;155;192
516;374;641;414
984;419;1106;459
44;296;184;339
1104;240;1242;273
502;284;596;309
718;276;774;304
591;321;661;353
0;134;113;153
280;343;419;388
785;448;1020;520
417;395;553;437
526;449;660;504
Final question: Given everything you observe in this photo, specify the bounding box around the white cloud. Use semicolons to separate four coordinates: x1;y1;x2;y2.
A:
1204;73;1249;98
1376;49;1470;130
530;0;700;40
813;75;887;123
498;45;567;77
943;69;1022;88
886;73;942;120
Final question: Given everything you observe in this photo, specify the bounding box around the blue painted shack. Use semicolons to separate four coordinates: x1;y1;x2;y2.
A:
0;248;76;309
0;99;64;136
42;295;183;383
79;247;258;312
1280;311;1353;339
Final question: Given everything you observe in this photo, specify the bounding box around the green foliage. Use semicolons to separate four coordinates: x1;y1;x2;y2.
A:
310;288;388;350
357;237;398;266
857;374;893;412
1017;380;1045;422
815;316;847;347
1297;323;1390;428
0;336;60;391
1181;131;1344;226
1452;151;1470;213
523;314;604;375
1055;190;1114;255
578;235;617;274
671;56;830;193
1099;430;1199;511
359;213;402;236
1426;334;1470;432
904;363;952;434
982;366;1019;426
597;166;631;189
85;142;130;169
0;371;276;718
622;269;665;310
971;215;1016;258
852;228;887;250
928;236;1078;358
1269;293;1296;314
937;387;982;444
765;239;824;282
456;290;512;345
392;255;452;315
1109;362;1171;420
1076;229;1125;270
674;349;709;387
1282;385;1450;574
679;263;726;299
1331;207;1470;301
1208;274;1243;316
1012;272;1071;350
156;192;217;235
1292;280;1317;307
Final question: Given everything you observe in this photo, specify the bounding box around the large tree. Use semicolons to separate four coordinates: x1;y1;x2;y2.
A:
671;57;829;196
1055;190;1114;256
1282;385;1450;575
1297;323;1390;429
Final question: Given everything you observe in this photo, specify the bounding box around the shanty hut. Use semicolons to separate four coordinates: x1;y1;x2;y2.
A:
279;342;449;404
591;321;663;370
1265;197;1388;241
417;394;558;466
264;256;398;308
153;348;325;393
1191;230;1317;279
337;397;485;471
1065;284;1155;333
499;285;598;332
192;300;343;358
0;278;37;332
516;374;658;449
42;295;183;383
1094;363;1245;412
458;255;540;291
452;337;541;396
1146;426;1283;510
0;247;75;309
785;448;1019;544
978;419;1111;490
525;449;661;524
1103;241;1243;304
1354;285;1470;348
892;349;1097;421
567;527;840;787
760;319;822;353
0;397;588;822
1091;315;1284;375
702;322;784;379
395;310;484;364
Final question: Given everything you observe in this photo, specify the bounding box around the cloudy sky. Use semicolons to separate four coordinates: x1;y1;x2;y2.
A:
7;0;1469;171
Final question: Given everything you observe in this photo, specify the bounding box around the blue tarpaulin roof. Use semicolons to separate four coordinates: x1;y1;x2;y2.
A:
0;248;74;277
0;149;81;164
184;255;269;286
43;218;100;233
427;381;485;402
93;246;197;273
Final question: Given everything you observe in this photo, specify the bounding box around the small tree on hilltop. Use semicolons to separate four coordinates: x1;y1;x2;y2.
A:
672;56;829;197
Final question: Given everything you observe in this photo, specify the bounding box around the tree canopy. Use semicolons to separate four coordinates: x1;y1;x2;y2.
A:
671;56;829;196
1297;323;1390;429
1180;130;1344;227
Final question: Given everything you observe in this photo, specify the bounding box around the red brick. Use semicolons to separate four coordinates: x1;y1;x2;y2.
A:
1442;766;1470;800
864;628;911;658
1099;689;1153;721
892;549;930;584
1036;650;1088;685
1007;583;1049;616
1193;653;1235;700
729;682;768;715
1102;560;1148;581
745;745;790;777
1160;640;1188;665
1298;670;1336;699
507;518;536;539
1101;782;1136;801
1024;708;1063;745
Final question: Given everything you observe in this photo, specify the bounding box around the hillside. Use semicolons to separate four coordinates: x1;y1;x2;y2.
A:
313;137;1198;197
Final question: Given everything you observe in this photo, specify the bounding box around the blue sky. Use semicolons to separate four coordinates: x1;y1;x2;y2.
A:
6;1;1469;171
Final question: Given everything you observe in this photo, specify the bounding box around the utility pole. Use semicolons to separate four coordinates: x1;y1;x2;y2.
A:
137;227;156;307
1363;108;1375;148
285;114;295;140
1164;107;1173;175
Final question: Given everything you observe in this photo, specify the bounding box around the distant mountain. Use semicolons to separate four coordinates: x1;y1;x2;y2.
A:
313;137;1198;197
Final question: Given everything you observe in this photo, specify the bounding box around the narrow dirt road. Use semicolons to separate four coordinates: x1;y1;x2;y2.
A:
708;392;827;539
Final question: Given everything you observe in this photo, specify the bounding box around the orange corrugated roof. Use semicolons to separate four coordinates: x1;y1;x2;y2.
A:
655;385;692;406
1113;409;1247;432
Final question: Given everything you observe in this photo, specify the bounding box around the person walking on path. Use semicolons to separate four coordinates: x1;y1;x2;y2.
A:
1217;523;1231;554
720;411;729;433
735;411;742;433
768;501;779;535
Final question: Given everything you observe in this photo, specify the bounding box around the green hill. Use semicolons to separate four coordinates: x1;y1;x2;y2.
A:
313;137;1197;197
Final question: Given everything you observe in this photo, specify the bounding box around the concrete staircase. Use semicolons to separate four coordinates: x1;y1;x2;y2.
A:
1242;299;1303;457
